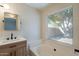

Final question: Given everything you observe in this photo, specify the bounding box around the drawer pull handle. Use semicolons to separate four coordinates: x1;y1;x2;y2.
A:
9;45;16;48
74;49;79;52
54;48;56;51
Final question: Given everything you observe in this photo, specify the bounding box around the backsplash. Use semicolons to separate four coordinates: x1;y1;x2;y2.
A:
0;31;20;40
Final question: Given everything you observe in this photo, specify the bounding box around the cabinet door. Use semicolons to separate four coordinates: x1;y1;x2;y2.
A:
15;41;27;56
0;49;11;56
16;46;26;56
10;50;16;56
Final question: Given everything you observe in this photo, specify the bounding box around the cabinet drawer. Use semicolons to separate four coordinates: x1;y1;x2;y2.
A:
0;41;26;50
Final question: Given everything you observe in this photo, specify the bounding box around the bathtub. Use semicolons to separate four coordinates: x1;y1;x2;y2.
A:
29;43;53;56
29;40;74;56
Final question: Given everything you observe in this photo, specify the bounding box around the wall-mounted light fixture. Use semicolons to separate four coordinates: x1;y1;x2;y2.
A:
0;4;4;22
0;4;9;9
0;4;10;22
0;5;4;7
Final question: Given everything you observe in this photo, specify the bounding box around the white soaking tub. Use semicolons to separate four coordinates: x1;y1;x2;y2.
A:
29;44;53;56
29;40;74;56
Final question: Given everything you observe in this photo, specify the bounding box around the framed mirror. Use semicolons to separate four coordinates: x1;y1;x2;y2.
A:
4;12;18;31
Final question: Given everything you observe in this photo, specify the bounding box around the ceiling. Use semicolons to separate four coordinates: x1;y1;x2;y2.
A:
26;3;49;9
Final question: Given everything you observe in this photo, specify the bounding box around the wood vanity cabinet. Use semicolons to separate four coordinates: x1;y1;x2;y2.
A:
0;40;27;56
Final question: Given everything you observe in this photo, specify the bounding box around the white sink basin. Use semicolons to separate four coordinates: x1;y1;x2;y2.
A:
0;39;14;44
0;37;26;45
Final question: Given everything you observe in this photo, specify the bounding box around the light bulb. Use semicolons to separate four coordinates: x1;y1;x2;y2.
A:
3;4;10;9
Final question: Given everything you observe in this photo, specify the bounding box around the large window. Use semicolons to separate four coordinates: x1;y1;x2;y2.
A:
47;7;73;44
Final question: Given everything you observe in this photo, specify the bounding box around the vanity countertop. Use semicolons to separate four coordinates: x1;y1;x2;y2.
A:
0;37;26;46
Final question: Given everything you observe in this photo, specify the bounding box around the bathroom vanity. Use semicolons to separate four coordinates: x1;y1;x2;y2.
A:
0;11;27;56
0;38;27;56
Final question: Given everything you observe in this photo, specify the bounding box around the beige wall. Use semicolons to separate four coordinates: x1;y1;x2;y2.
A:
40;3;79;49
